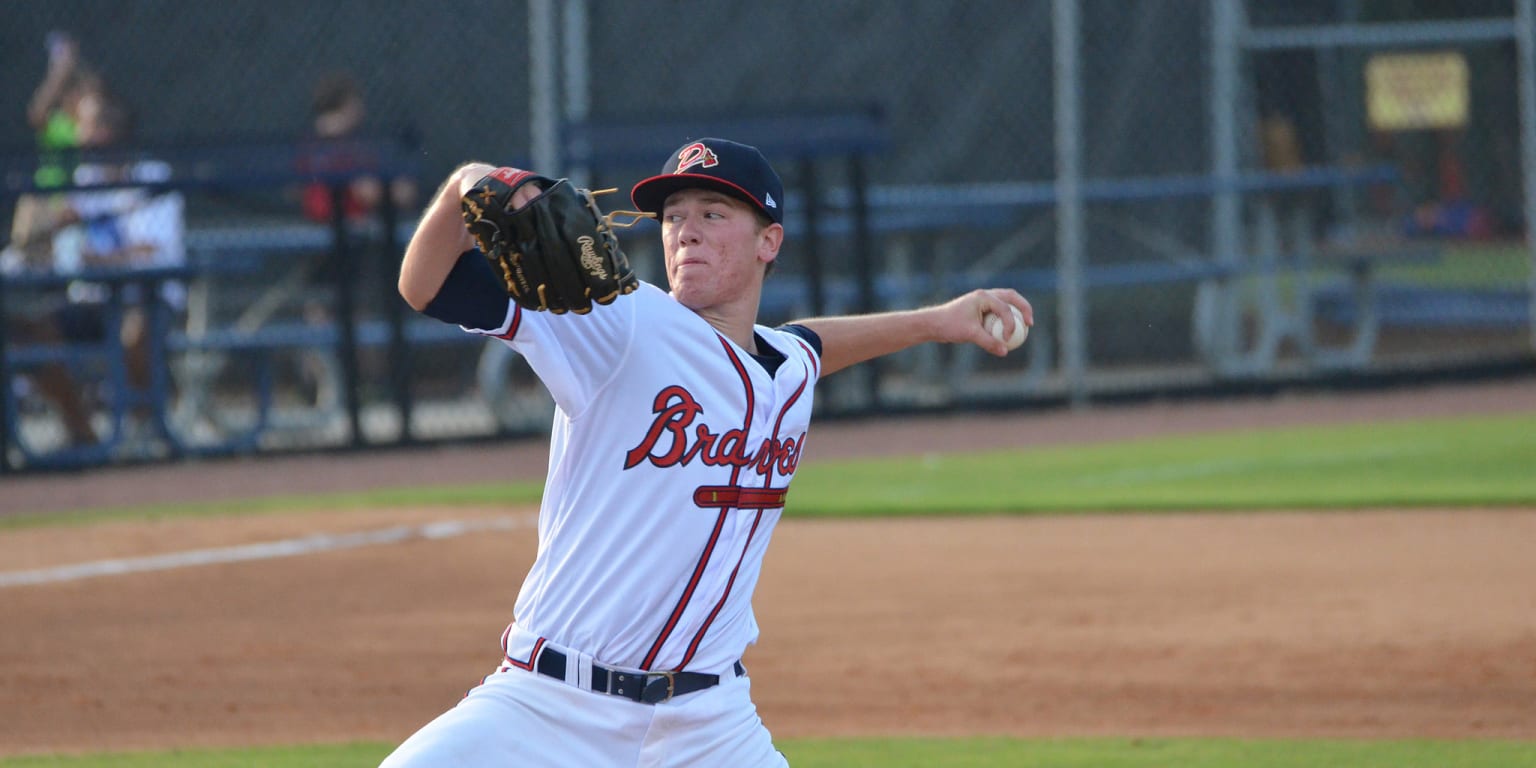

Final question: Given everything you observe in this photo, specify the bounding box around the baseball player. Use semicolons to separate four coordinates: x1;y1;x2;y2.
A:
384;137;1032;767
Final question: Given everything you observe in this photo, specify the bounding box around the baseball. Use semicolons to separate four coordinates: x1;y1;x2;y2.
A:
985;304;1029;350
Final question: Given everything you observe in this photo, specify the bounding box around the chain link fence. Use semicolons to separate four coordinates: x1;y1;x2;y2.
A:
2;0;1531;470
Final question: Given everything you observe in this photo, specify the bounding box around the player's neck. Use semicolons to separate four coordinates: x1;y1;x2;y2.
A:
693;303;761;354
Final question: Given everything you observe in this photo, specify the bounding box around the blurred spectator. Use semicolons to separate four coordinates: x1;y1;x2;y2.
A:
299;71;417;223
5;43;185;449
1400;128;1496;240
289;72;418;396
27;31;96;186
7;31;97;272
1259;111;1304;174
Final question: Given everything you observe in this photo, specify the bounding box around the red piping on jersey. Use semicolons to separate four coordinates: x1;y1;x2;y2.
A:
792;338;819;378
493;304;523;340
643;509;728;671
504;636;545;671
641;335;755;671
771;363;810;439
677;510;763;669
676;368;809;669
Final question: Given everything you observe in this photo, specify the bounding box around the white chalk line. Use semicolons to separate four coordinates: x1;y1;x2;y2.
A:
0;514;535;588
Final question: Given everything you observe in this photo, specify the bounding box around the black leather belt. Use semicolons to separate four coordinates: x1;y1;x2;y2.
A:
535;647;745;704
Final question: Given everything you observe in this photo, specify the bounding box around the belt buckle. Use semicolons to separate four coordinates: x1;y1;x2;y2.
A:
646;669;677;703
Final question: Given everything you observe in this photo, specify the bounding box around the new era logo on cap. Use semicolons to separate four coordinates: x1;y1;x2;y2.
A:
631;138;785;225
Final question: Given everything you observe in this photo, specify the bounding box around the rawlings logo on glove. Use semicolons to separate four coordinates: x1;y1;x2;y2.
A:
461;171;649;314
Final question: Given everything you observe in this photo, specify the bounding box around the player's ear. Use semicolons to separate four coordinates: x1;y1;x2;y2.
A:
757;222;783;264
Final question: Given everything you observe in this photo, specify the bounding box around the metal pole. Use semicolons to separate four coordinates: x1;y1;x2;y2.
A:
563;0;591;187
800;158;826;317
529;0;560;175
1209;0;1243;371
1517;0;1536;351
380;186;413;444
0;255;12;473
1243;18;1518;51
1053;0;1087;405
330;183;364;448
850;154;880;410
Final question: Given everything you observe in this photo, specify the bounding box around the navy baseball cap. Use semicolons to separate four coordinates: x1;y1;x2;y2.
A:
631;138;784;225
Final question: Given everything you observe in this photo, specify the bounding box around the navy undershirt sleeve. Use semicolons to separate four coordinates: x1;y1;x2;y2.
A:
778;323;824;359
421;250;511;331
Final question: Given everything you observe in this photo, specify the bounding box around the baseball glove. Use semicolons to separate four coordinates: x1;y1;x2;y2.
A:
460;168;648;314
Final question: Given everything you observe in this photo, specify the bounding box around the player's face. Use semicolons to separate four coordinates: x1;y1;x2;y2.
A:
660;189;781;312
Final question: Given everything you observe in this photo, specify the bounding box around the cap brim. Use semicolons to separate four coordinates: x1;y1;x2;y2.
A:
631;173;777;222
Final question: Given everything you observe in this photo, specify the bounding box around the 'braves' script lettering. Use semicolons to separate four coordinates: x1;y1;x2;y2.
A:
624;386;804;476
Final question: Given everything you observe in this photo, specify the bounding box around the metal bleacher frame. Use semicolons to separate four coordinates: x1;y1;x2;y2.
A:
549;112;1420;409
165;217;465;454
1219;1;1536;360
2;264;189;467
0;138;443;470
755;162;1422;403
557;110;1428;409
0;112;1474;473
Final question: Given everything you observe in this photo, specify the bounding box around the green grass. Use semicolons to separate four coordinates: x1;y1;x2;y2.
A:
5;411;1534;530
785;411;1536;515
4;737;1533;767
1253;241;1529;304
0;479;546;531
781;737;1536;768
1378;241;1533;288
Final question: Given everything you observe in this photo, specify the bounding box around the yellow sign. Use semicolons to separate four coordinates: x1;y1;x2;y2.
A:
1366;51;1469;131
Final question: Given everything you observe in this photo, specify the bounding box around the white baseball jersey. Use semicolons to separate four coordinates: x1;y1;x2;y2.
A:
455;277;821;675
388;236;808;768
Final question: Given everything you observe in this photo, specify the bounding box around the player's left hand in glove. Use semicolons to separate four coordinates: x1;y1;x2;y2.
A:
460;168;649;314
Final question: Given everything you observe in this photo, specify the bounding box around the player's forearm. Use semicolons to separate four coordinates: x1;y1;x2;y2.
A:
794;308;940;377
398;164;488;311
798;289;1033;376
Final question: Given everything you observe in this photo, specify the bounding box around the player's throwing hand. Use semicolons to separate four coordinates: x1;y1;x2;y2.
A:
941;288;1033;357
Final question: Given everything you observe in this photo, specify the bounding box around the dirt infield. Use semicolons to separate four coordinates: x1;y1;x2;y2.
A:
2;378;1535;756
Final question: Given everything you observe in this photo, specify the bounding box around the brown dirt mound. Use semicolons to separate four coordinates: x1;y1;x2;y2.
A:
1;377;1534;755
